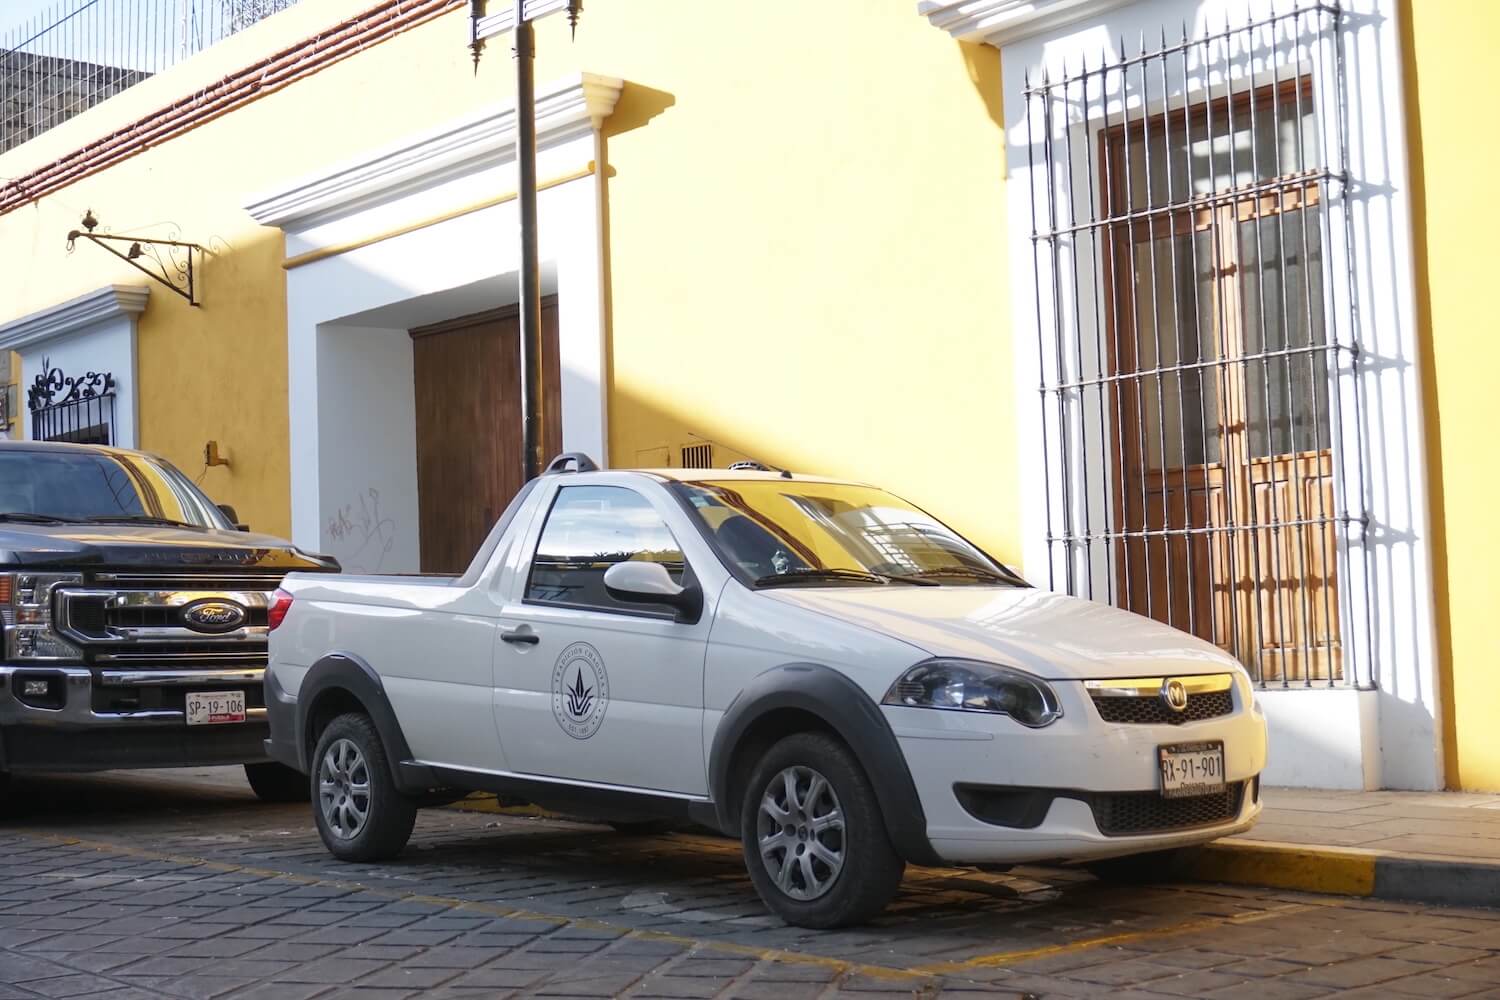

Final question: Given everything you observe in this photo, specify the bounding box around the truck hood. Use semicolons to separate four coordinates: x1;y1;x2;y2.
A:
763;585;1241;681
0;523;338;572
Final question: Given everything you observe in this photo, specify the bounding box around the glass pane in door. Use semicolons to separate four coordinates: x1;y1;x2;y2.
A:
1131;228;1221;470
1238;205;1329;459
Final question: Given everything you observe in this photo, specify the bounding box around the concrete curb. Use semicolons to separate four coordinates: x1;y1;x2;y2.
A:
1187;838;1500;909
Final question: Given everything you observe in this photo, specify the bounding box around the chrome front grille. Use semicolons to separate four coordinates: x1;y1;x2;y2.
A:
54;574;282;666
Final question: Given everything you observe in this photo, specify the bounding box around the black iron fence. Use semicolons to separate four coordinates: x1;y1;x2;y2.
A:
1024;2;1372;689
1;0;299;154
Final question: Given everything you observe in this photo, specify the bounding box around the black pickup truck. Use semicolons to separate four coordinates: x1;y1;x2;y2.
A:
0;440;338;803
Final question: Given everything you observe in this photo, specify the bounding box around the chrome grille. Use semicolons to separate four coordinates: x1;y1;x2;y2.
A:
55;574;283;666
1091;689;1234;725
1090;783;1245;837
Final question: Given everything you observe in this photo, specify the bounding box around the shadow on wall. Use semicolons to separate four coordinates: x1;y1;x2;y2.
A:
959;40;1005;132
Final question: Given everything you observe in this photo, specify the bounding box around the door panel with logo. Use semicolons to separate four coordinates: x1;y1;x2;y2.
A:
492;483;711;795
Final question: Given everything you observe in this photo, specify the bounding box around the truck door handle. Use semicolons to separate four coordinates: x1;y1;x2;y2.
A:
501;628;539;646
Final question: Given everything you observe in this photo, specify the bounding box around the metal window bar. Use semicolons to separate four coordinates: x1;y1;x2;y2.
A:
1024;1;1372;689
0;0;298;155
31;391;116;445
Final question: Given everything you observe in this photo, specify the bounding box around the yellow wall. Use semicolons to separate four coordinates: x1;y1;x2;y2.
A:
0;0;1015;560
1402;0;1500;790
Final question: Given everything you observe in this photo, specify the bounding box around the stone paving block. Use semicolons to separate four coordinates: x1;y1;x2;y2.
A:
120;973;254;998
1137;968;1254;995
20;971;131;997
1285;956;1433;988
725;983;831;1000
355;965;463;989
113;955;215;977
233;941;341;962
394;946;493;969
445;965;550;989
164;937;267;959
1381;971;1497;998
272;957;394;984
316;990;417;1000
219;984;332;1000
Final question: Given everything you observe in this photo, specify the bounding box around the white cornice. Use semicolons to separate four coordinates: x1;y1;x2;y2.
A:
917;0;1136;46
0;285;149;352
243;72;623;230
474;0;570;41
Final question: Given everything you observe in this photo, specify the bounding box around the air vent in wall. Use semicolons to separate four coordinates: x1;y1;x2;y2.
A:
681;443;713;468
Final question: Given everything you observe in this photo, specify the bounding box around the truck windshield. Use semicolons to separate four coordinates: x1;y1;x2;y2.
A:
0;449;232;529
673;479;1026;587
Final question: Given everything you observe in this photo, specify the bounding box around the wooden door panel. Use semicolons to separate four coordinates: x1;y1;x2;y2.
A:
411;299;561;575
1247;452;1341;682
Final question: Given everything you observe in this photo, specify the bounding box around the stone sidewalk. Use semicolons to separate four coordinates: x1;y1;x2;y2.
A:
1194;787;1500;908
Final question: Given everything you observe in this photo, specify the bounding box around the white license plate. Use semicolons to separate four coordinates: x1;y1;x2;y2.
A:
186;690;246;726
1158;741;1226;799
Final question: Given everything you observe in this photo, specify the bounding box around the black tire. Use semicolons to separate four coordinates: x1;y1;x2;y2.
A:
310;713;417;862
243;762;309;803
739;732;904;928
1084;848;1185;884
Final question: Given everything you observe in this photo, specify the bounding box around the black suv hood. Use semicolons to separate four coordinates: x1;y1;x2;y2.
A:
0;523;339;572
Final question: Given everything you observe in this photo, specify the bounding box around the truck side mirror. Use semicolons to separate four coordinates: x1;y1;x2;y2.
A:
216;504;249;531
603;561;702;623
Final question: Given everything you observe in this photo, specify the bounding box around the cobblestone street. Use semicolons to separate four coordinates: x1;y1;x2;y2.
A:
0;769;1495;998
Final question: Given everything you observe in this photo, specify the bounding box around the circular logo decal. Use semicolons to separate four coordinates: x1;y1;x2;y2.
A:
552;642;609;740
1161;678;1189;713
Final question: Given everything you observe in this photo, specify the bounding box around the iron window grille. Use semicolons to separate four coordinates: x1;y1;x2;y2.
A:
1024;2;1373;689
28;363;116;445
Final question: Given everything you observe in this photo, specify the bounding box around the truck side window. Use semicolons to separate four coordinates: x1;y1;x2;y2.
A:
526;485;686;612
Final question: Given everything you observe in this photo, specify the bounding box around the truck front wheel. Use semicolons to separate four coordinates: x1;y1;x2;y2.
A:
243;762;309;803
739;732;905;928
311;713;416;861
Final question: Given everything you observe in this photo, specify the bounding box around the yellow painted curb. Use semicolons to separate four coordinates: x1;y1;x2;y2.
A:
1185;840;1378;896
446;792;549;817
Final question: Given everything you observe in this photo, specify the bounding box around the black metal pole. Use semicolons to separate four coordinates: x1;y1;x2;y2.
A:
514;0;545;481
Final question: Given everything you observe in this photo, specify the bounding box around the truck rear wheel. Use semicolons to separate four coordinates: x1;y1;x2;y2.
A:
739;732;904;928
311;713;416;862
244;762;309;803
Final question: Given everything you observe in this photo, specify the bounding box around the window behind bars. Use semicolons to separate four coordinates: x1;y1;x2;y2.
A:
1025;2;1369;688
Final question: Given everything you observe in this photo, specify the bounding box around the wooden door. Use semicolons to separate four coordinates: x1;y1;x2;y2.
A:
411;299;561;575
1106;90;1341;683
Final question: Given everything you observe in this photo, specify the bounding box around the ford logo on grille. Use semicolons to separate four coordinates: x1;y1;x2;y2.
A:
182;600;247;634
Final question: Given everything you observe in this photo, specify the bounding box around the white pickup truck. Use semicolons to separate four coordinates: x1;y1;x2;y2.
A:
265;454;1266;928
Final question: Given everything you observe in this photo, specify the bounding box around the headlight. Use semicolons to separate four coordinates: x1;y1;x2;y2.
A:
0;573;84;662
882;658;1062;728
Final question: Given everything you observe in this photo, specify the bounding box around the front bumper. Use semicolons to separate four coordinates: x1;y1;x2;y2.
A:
0;664;271;771
888;676;1269;865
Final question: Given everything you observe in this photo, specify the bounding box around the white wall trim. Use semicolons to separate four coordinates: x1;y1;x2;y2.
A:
474;0;570;42
0;285;149;352
243;72;622;230
916;0;1136;45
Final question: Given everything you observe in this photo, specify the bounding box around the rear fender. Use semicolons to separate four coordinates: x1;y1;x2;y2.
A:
294;653;437;793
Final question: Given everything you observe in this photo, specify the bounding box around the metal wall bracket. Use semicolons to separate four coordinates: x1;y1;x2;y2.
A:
66;211;205;306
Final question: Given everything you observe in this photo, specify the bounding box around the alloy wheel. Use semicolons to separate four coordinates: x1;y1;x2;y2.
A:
756;765;846;900
318;737;371;840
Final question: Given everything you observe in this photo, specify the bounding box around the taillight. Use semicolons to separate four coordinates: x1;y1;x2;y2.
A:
267;588;293;632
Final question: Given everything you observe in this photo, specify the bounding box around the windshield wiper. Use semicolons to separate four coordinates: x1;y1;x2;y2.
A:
0;511;78;524
82;514;201;529
754;568;935;587
892;566;1024;585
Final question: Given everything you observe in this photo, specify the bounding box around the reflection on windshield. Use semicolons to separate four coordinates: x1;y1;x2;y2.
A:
673;480;1025;587
0;450;231;529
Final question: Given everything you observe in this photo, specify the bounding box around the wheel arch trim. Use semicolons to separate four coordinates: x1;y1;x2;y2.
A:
292;652;436;793
708;662;939;866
